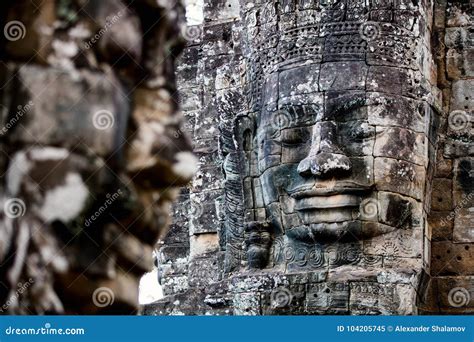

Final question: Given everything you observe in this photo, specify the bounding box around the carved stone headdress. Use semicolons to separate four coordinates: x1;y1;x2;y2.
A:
243;0;423;108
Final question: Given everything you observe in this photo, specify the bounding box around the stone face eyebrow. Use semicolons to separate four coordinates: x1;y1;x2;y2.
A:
326;96;368;120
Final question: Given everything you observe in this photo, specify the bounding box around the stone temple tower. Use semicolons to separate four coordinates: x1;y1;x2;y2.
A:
145;0;473;315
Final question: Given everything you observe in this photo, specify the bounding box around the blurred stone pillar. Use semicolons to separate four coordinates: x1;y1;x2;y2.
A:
0;0;196;314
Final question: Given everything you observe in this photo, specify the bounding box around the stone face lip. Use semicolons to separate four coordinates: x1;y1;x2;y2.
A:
287;221;363;243
289;182;372;197
295;194;361;210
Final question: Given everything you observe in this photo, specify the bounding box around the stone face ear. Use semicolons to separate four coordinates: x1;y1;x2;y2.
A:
245;221;272;269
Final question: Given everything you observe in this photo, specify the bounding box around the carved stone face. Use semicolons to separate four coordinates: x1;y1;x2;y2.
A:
257;64;430;244
237;1;439;274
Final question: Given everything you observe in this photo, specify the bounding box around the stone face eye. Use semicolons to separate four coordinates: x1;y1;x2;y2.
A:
346;123;374;142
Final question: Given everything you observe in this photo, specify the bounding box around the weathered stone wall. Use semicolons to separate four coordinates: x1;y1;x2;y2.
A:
0;0;195;314
420;0;474;314
146;0;473;315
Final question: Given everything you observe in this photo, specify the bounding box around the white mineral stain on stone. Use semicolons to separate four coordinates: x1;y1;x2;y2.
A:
31;147;69;161
7;152;31;196
39;173;89;223
7;148;69;196
172;151;198;179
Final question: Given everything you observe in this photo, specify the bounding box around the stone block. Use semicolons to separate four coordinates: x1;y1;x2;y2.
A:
450;79;474;111
233;292;260;315
431;178;453;211
305;282;349;314
349;282;413;315
453;158;474;208
204;0;241;24
374;127;426;166
428;211;454;241
435;276;474;314
319;62;367;91
431;241;474;276
374;157;426;200
279;64;320;98
363;227;423;259
190;233;220;258
367;66;404;95
453;208;474;242
188;254;221;287
377;191;421;228
367;93;426;133
189;190;221;235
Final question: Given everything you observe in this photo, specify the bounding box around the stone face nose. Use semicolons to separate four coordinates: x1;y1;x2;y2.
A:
297;152;351;177
297;121;352;177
